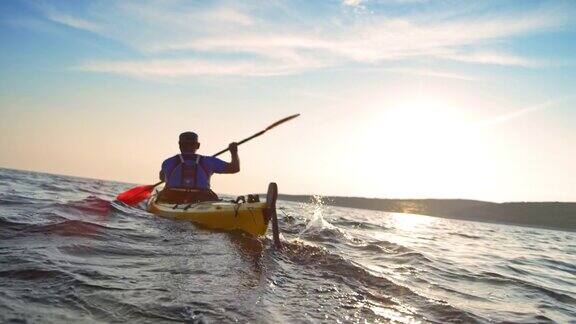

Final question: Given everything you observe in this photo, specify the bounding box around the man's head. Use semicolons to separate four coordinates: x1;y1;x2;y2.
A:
179;131;200;153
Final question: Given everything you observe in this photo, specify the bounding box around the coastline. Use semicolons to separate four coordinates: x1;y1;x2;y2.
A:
278;194;576;232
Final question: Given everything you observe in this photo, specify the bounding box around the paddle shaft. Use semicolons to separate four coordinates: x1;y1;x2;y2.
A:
212;130;265;157
212;114;299;157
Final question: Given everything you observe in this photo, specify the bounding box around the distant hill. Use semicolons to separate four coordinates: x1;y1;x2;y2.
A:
278;194;576;231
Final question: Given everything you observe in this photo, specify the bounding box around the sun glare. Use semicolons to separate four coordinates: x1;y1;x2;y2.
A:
373;99;471;147
390;212;435;231
353;97;492;198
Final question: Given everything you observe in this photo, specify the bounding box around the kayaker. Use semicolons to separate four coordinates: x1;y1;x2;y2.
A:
157;132;239;204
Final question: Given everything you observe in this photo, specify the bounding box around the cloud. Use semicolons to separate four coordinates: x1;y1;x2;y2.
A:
383;67;477;81
45;12;100;32
79;57;328;78
478;97;573;128
436;51;539;67
343;0;363;6
36;1;570;78
210;7;254;26
37;3;102;33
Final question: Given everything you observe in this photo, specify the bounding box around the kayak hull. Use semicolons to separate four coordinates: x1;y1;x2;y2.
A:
147;196;270;236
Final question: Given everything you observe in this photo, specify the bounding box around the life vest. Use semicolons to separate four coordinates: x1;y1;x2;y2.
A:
165;154;210;189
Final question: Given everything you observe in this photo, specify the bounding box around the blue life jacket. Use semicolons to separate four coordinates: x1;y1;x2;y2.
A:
165;154;210;189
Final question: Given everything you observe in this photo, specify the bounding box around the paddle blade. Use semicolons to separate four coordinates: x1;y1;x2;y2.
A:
265;114;300;131
116;184;156;205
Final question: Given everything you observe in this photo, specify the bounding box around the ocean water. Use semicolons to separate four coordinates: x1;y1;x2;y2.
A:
0;168;575;323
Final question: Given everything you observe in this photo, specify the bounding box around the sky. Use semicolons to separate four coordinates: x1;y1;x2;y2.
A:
1;0;575;202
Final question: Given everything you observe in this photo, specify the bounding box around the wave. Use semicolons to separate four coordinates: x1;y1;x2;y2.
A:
0;269;61;280
280;239;481;322
29;219;107;238
475;270;576;306
282;239;404;290
58;243;159;259
537;257;576;276
331;218;389;231
449;232;482;239
54;196;113;217
0;217;108;239
0;192;58;205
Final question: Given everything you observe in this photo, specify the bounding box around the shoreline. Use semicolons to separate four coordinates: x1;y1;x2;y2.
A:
278;194;576;232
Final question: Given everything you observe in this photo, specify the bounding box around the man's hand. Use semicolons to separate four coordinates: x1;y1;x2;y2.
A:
229;142;238;155
223;142;240;173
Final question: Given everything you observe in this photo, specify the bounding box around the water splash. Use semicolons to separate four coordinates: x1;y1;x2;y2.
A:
299;195;335;235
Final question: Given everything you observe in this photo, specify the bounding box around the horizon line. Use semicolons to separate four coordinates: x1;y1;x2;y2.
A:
2;166;574;205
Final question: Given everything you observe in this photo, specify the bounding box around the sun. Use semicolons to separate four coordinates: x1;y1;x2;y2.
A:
359;98;477;156
377;99;468;144
350;97;492;199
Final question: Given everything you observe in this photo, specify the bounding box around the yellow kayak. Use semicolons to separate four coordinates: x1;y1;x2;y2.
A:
147;199;270;235
146;183;281;246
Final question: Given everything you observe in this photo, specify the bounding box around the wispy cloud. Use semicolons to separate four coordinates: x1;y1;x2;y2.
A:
35;2;102;33
343;0;363;7
437;51;538;67
44;11;100;33
79;58;327;78
478;97;573;128
383;67;477;81
35;1;570;78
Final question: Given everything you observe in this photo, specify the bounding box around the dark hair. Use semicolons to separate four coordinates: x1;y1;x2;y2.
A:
179;132;198;143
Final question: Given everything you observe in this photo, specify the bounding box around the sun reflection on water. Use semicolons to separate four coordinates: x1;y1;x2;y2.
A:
389;212;436;231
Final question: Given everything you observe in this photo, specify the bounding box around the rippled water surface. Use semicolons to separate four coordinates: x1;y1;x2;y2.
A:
1;168;575;323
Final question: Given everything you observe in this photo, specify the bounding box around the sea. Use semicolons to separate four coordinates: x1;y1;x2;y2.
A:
1;167;575;323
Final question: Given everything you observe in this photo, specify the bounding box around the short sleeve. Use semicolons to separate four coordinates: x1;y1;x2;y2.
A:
161;158;170;174
161;156;176;173
205;156;227;174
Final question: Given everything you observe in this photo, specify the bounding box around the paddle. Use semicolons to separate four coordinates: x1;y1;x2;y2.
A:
116;114;300;205
212;113;300;157
116;181;163;205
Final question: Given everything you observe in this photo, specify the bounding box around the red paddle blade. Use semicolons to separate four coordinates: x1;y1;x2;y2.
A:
116;184;155;205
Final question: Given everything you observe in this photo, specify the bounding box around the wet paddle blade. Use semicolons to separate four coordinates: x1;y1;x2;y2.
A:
116;184;156;205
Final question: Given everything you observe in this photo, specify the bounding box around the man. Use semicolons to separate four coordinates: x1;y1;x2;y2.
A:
158;131;239;204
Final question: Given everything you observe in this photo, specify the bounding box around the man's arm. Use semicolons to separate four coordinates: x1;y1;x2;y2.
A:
223;142;240;174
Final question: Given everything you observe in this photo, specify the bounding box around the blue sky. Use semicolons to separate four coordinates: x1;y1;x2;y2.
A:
1;0;575;201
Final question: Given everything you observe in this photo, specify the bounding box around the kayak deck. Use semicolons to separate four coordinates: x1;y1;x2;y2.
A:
147;196;270;236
